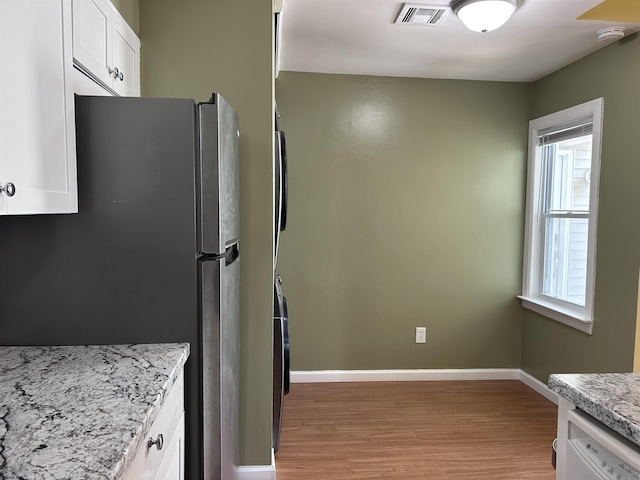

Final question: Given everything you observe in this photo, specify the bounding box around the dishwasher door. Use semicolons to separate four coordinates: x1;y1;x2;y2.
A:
565;409;640;480
566;439;609;479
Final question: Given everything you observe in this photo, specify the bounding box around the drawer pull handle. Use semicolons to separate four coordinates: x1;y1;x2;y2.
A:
147;433;164;451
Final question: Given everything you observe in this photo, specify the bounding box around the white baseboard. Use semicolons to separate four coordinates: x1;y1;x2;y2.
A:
291;368;520;383
518;369;559;405
234;449;276;480
291;368;559;404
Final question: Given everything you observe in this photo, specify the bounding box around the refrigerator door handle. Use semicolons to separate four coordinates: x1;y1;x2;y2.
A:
200;243;239;264
225;244;239;266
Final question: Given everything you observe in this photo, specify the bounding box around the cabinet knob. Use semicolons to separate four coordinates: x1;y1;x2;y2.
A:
147;433;164;451
107;67;124;81
1;182;16;197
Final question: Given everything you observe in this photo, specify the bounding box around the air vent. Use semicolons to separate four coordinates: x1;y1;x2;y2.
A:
395;4;450;26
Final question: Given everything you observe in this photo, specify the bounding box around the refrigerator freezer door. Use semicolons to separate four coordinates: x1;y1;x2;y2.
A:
200;247;240;480
197;94;240;255
220;247;240;480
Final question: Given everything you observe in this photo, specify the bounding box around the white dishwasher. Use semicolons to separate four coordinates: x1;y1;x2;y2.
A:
565;408;640;480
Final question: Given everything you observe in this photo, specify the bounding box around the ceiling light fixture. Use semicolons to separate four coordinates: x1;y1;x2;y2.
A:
452;0;520;33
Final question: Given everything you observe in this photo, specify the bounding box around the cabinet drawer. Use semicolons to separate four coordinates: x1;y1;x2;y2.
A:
123;371;185;479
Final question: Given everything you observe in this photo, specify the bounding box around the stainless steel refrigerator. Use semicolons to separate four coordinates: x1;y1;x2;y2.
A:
0;94;239;480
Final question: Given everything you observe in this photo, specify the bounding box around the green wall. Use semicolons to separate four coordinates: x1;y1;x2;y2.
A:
127;0;639;467
139;0;274;468
275;73;530;371
522;35;640;380
111;0;139;34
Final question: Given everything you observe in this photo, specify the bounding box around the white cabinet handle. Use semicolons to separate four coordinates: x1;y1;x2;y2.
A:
1;182;16;197
147;433;163;451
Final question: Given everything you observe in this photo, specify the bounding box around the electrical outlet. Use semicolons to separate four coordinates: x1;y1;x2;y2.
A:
415;327;426;344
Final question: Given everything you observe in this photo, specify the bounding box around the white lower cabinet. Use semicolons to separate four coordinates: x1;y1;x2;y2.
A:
123;372;186;480
154;413;186;480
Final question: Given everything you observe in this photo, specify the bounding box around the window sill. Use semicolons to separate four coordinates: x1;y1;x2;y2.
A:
517;295;593;335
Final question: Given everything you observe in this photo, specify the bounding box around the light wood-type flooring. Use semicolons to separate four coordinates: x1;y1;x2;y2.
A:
275;380;558;479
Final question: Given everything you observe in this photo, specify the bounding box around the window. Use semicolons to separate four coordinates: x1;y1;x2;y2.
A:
519;98;603;334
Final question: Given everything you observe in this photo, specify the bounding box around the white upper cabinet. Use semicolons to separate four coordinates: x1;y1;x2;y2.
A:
72;0;111;86
111;15;140;96
0;0;78;215
72;0;140;97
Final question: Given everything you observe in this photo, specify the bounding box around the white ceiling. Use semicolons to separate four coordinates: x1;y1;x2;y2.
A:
277;0;640;82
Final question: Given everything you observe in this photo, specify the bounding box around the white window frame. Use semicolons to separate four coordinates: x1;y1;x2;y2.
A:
519;98;604;334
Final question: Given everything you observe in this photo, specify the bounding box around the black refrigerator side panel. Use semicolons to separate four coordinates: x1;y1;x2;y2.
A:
0;96;201;478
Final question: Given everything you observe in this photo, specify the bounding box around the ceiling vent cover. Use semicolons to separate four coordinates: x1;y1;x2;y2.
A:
395;4;450;26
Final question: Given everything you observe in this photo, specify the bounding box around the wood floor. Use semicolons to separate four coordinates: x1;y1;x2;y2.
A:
275;380;558;479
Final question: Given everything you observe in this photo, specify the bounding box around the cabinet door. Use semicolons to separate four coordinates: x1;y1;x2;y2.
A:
72;0;112;89
0;0;78;215
123;373;185;480
154;413;185;480
111;13;140;96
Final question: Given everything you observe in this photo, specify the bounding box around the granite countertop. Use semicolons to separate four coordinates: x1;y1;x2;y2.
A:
0;343;190;480
549;373;640;447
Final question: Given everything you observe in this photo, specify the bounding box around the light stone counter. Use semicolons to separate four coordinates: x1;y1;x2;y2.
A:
0;343;190;479
549;373;640;447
